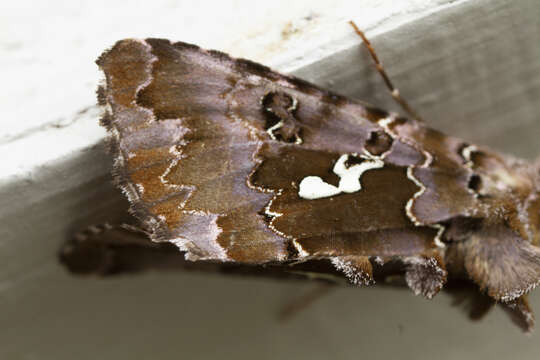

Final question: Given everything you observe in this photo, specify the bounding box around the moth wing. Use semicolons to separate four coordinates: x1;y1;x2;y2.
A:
97;38;446;294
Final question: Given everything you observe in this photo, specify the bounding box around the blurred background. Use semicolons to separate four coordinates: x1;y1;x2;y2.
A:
1;0;540;359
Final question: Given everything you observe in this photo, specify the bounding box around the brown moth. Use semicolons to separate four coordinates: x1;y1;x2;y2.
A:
62;24;540;332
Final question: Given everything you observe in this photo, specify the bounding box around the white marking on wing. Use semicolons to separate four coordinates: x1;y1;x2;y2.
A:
298;153;384;200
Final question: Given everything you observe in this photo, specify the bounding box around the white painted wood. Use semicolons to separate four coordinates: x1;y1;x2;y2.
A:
1;0;540;359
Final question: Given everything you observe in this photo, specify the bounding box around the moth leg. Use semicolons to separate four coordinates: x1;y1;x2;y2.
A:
278;283;335;322
349;21;425;123
59;223;185;275
500;295;535;334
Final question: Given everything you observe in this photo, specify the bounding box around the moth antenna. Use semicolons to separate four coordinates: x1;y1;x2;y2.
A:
349;21;425;123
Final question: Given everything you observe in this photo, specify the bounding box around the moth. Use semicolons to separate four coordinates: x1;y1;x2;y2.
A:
61;22;540;332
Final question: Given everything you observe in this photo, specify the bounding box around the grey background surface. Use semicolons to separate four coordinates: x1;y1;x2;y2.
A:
2;0;540;359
